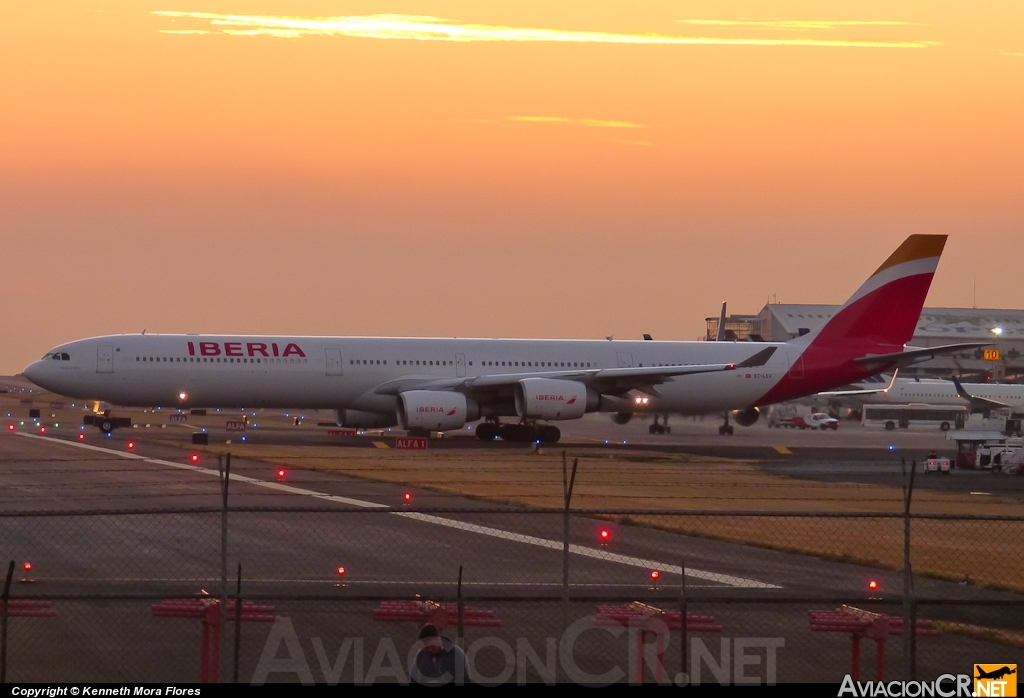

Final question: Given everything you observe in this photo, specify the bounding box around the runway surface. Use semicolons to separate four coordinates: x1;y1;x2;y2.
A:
1;426;1021;682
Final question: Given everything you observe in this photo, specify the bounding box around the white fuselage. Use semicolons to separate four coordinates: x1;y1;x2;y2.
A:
24;334;793;416
879;378;1024;409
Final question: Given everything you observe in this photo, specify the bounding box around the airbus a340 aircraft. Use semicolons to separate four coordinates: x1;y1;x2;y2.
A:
24;235;983;443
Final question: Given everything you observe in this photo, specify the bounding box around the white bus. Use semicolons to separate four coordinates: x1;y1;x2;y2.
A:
861;404;968;431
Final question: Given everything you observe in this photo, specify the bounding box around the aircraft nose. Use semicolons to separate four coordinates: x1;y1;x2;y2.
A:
22;361;47;388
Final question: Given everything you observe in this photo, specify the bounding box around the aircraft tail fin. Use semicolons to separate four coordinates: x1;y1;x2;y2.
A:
790;235;946;351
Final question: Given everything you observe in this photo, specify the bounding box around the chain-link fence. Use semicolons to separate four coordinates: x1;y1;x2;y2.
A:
2;503;1022;684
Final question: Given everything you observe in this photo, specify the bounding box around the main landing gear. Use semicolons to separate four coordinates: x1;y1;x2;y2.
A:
83;411;132;435
648;414;672;435
476;421;561;444
718;412;734;436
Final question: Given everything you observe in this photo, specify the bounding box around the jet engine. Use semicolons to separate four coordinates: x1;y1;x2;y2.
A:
334;409;397;429
515;378;594;420
398;391;480;431
732;406;761;427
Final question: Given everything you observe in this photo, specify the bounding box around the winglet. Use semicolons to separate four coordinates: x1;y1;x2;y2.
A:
950;376;975;401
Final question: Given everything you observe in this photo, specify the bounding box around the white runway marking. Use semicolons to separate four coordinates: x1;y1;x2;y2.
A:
14;432;777;589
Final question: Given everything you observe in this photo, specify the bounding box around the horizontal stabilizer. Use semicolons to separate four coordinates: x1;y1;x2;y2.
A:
852;342;990;370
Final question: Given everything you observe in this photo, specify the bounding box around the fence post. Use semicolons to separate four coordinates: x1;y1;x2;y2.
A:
219;453;231;682
456;565;464;647
901;458;917;680
232;563;242;683
561;453;578;631
1;560;14;684
680;559;688;685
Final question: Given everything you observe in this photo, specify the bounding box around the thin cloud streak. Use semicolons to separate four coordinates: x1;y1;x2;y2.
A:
679;19;918;31
153;12;938;48
508;116;647;129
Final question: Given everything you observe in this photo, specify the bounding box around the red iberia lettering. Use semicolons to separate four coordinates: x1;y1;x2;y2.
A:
282;343;305;357
272;343;280;357
200;342;221;356
225;342;243;357
188;342;195;356
247;342;269;357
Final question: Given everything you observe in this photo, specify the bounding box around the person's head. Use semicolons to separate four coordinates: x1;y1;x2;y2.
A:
418;623;443;654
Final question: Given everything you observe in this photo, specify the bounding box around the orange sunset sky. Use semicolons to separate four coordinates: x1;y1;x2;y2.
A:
1;2;1022;375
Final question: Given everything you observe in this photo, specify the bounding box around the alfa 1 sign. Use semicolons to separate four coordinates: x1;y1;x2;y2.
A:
225;420;246;432
396;437;428;450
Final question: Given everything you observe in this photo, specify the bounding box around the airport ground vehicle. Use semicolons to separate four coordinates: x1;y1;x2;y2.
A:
976;439;1024;472
923;456;951;474
24;236;984;443
861;404;968;431
796;413;839;430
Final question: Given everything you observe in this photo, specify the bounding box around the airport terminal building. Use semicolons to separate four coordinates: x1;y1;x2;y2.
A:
706;305;1024;381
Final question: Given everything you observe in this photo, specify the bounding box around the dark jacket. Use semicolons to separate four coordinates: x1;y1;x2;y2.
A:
411;637;471;685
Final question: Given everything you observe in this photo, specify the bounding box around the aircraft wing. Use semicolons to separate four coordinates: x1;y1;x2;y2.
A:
852;343;991;370
373;346;778;397
951;377;1010;412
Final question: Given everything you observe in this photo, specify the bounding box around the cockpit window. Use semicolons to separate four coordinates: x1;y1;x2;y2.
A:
45;352;71;361
60;353;71;361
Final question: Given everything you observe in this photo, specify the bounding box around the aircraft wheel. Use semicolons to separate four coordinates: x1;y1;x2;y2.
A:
718;425;726;435
500;424;533;442
538;425;561;444
476;423;498;441
649;424;657;435
726;426;734;435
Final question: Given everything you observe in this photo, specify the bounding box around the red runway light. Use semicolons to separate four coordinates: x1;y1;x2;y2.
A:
127;441;135;450
337;566;345;576
39;427;46;434
190;454;199;462
650;570;660;580
868;580;879;591
599;529;610;541
23;562;31;571
7;424;14;431
403;492;411;502
78;433;85;441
